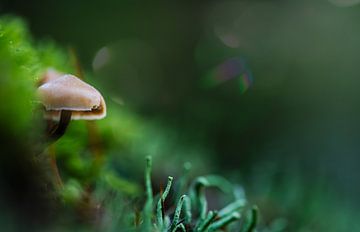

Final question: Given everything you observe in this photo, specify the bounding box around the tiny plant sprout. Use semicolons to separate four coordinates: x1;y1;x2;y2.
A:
37;73;106;140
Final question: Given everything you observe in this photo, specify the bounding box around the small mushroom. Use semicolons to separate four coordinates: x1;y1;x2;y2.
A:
36;72;106;188
37;74;106;139
37;68;64;86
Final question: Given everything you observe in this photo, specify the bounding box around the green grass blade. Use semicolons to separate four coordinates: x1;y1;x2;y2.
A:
208;212;241;232
170;195;187;231
156;176;174;228
218;199;246;218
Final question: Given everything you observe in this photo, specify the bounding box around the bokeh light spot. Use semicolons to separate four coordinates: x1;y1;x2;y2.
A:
214;26;240;48
92;46;110;71
203;57;253;93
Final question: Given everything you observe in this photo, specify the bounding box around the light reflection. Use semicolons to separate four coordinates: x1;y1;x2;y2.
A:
203;57;253;93
238;71;253;94
214;26;240;48
92;46;110;71
111;96;125;106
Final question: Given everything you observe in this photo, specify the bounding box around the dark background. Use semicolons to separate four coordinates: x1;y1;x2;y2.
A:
2;0;360;230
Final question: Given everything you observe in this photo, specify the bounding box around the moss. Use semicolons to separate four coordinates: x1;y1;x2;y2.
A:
0;16;71;135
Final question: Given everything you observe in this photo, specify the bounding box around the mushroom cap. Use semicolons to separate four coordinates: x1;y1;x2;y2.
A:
37;68;64;86
37;74;106;121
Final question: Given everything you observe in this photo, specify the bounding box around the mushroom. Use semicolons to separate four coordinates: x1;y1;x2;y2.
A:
36;72;106;187
37;68;64;86
37;73;106;140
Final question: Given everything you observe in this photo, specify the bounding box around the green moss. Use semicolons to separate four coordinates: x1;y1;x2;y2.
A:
0;15;71;135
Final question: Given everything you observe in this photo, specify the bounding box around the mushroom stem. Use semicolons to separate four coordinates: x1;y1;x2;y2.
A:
49;110;72;141
46;110;71;189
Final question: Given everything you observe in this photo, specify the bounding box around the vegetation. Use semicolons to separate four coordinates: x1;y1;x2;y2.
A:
0;16;263;232
3;7;359;231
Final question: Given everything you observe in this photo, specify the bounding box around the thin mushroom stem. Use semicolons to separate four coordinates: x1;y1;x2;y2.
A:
48;110;72;141
46;110;71;189
54;110;72;139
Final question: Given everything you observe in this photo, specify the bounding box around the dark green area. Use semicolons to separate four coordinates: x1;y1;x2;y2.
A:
1;0;360;231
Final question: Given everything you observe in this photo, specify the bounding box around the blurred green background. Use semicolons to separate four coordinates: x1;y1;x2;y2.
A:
2;0;360;231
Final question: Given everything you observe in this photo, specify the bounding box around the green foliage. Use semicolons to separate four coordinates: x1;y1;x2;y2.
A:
0;16;71;135
103;171;141;196
139;156;258;232
0;15;266;232
0;16;39;133
61;179;83;204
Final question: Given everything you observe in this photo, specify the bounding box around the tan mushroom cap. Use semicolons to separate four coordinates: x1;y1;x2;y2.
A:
37;74;106;121
37;68;64;87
